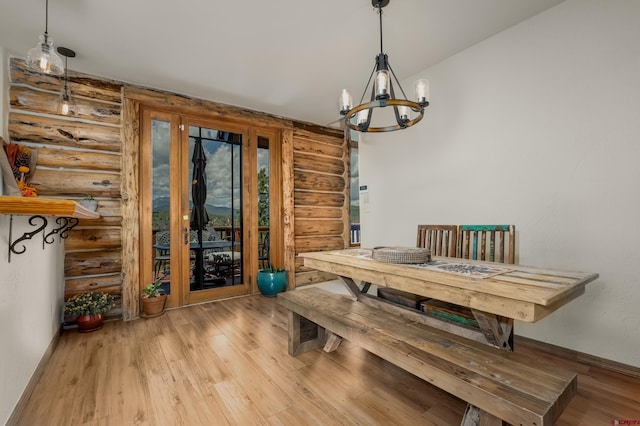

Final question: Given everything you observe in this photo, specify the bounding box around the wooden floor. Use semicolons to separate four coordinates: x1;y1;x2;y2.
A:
11;293;640;425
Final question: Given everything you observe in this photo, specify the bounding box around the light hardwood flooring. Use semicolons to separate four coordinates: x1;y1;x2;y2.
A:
11;293;640;425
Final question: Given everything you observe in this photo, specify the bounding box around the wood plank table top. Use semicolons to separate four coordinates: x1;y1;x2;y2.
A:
299;248;599;323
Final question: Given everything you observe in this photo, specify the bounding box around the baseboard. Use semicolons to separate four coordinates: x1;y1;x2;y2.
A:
5;325;63;426
515;335;640;379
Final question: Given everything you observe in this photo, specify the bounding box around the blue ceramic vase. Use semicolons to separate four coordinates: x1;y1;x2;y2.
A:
257;270;288;297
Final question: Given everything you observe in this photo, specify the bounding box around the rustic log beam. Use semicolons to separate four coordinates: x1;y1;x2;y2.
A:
120;98;140;321
10;58;123;103
64;274;122;297
294;152;345;175
294;170;345;192
10;86;121;125
29;169;121;198
294;190;345;208
294;219;344;237
64;228;122;251
64;249;123;276
35;147;121;172
294;236;346;252
9;112;121;152
294;206;343;219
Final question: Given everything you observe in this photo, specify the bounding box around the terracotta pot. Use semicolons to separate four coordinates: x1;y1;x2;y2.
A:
76;313;104;333
141;294;167;317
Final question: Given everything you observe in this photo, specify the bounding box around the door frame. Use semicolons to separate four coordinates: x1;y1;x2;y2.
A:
139;105;284;309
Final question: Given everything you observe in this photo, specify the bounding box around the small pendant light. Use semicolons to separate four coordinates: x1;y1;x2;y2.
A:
57;47;76;116
26;0;64;75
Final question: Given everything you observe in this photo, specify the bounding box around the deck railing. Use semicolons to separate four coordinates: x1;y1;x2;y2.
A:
350;223;361;247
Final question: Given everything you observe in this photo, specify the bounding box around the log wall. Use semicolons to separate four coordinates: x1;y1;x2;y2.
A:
8;58;124;319
6;58;349;319
289;125;350;286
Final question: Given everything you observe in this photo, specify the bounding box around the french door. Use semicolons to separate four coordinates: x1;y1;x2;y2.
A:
140;108;281;308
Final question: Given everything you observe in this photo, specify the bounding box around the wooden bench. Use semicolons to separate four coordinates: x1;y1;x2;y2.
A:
278;287;577;426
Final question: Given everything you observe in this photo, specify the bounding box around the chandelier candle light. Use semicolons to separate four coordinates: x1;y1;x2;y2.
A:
26;0;64;75
339;0;429;133
57;47;76;116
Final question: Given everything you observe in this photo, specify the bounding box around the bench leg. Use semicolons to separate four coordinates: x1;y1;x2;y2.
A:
461;405;503;426
288;311;327;356
323;331;343;352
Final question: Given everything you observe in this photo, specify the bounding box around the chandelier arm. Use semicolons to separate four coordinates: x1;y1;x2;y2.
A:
359;63;378;105
387;82;404;127
387;63;410;100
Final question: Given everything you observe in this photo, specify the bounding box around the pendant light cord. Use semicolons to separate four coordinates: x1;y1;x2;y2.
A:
378;2;383;54
44;0;49;40
63;56;69;93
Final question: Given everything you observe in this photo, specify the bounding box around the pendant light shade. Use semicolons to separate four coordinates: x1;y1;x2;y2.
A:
57;47;76;116
26;0;64;75
339;0;430;133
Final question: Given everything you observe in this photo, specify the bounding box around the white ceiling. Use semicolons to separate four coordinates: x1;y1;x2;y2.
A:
0;0;563;126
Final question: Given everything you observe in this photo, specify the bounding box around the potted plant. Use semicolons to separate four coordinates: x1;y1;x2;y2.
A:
64;291;114;332
141;280;167;317
257;264;288;297
79;194;98;211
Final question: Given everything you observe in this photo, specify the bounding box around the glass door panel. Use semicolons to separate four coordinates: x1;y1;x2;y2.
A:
187;125;244;293
151;119;173;296
257;136;270;269
141;109;183;309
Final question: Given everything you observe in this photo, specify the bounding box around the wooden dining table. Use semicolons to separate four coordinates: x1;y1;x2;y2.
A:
299;248;599;349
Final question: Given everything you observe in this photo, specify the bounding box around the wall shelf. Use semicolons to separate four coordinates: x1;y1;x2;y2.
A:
0;196;99;219
0;196;100;262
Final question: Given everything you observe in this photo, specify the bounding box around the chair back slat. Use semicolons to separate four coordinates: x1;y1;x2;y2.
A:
417;225;458;257
459;225;515;264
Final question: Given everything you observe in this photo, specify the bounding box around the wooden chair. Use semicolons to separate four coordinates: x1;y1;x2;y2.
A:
416;225;458;257
458;225;516;264
258;232;270;269
154;230;171;279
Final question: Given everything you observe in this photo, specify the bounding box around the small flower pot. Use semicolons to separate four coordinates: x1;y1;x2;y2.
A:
141;294;167;317
257;270;288;297
76;313;104;332
79;199;98;211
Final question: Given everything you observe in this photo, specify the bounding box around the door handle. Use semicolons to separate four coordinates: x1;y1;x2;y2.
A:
184;227;189;244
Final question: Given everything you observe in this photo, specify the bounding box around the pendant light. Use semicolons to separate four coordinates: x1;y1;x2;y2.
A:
57;47;76;116
339;0;429;133
26;0;64;75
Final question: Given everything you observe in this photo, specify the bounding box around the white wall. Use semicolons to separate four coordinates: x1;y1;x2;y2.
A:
359;0;640;368
0;46;66;425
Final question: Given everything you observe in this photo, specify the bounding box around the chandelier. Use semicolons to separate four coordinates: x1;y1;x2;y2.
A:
26;0;64;75
339;0;429;133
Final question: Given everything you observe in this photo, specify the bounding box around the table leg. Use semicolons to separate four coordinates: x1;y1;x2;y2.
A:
461;311;512;425
471;309;514;351
338;276;362;301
